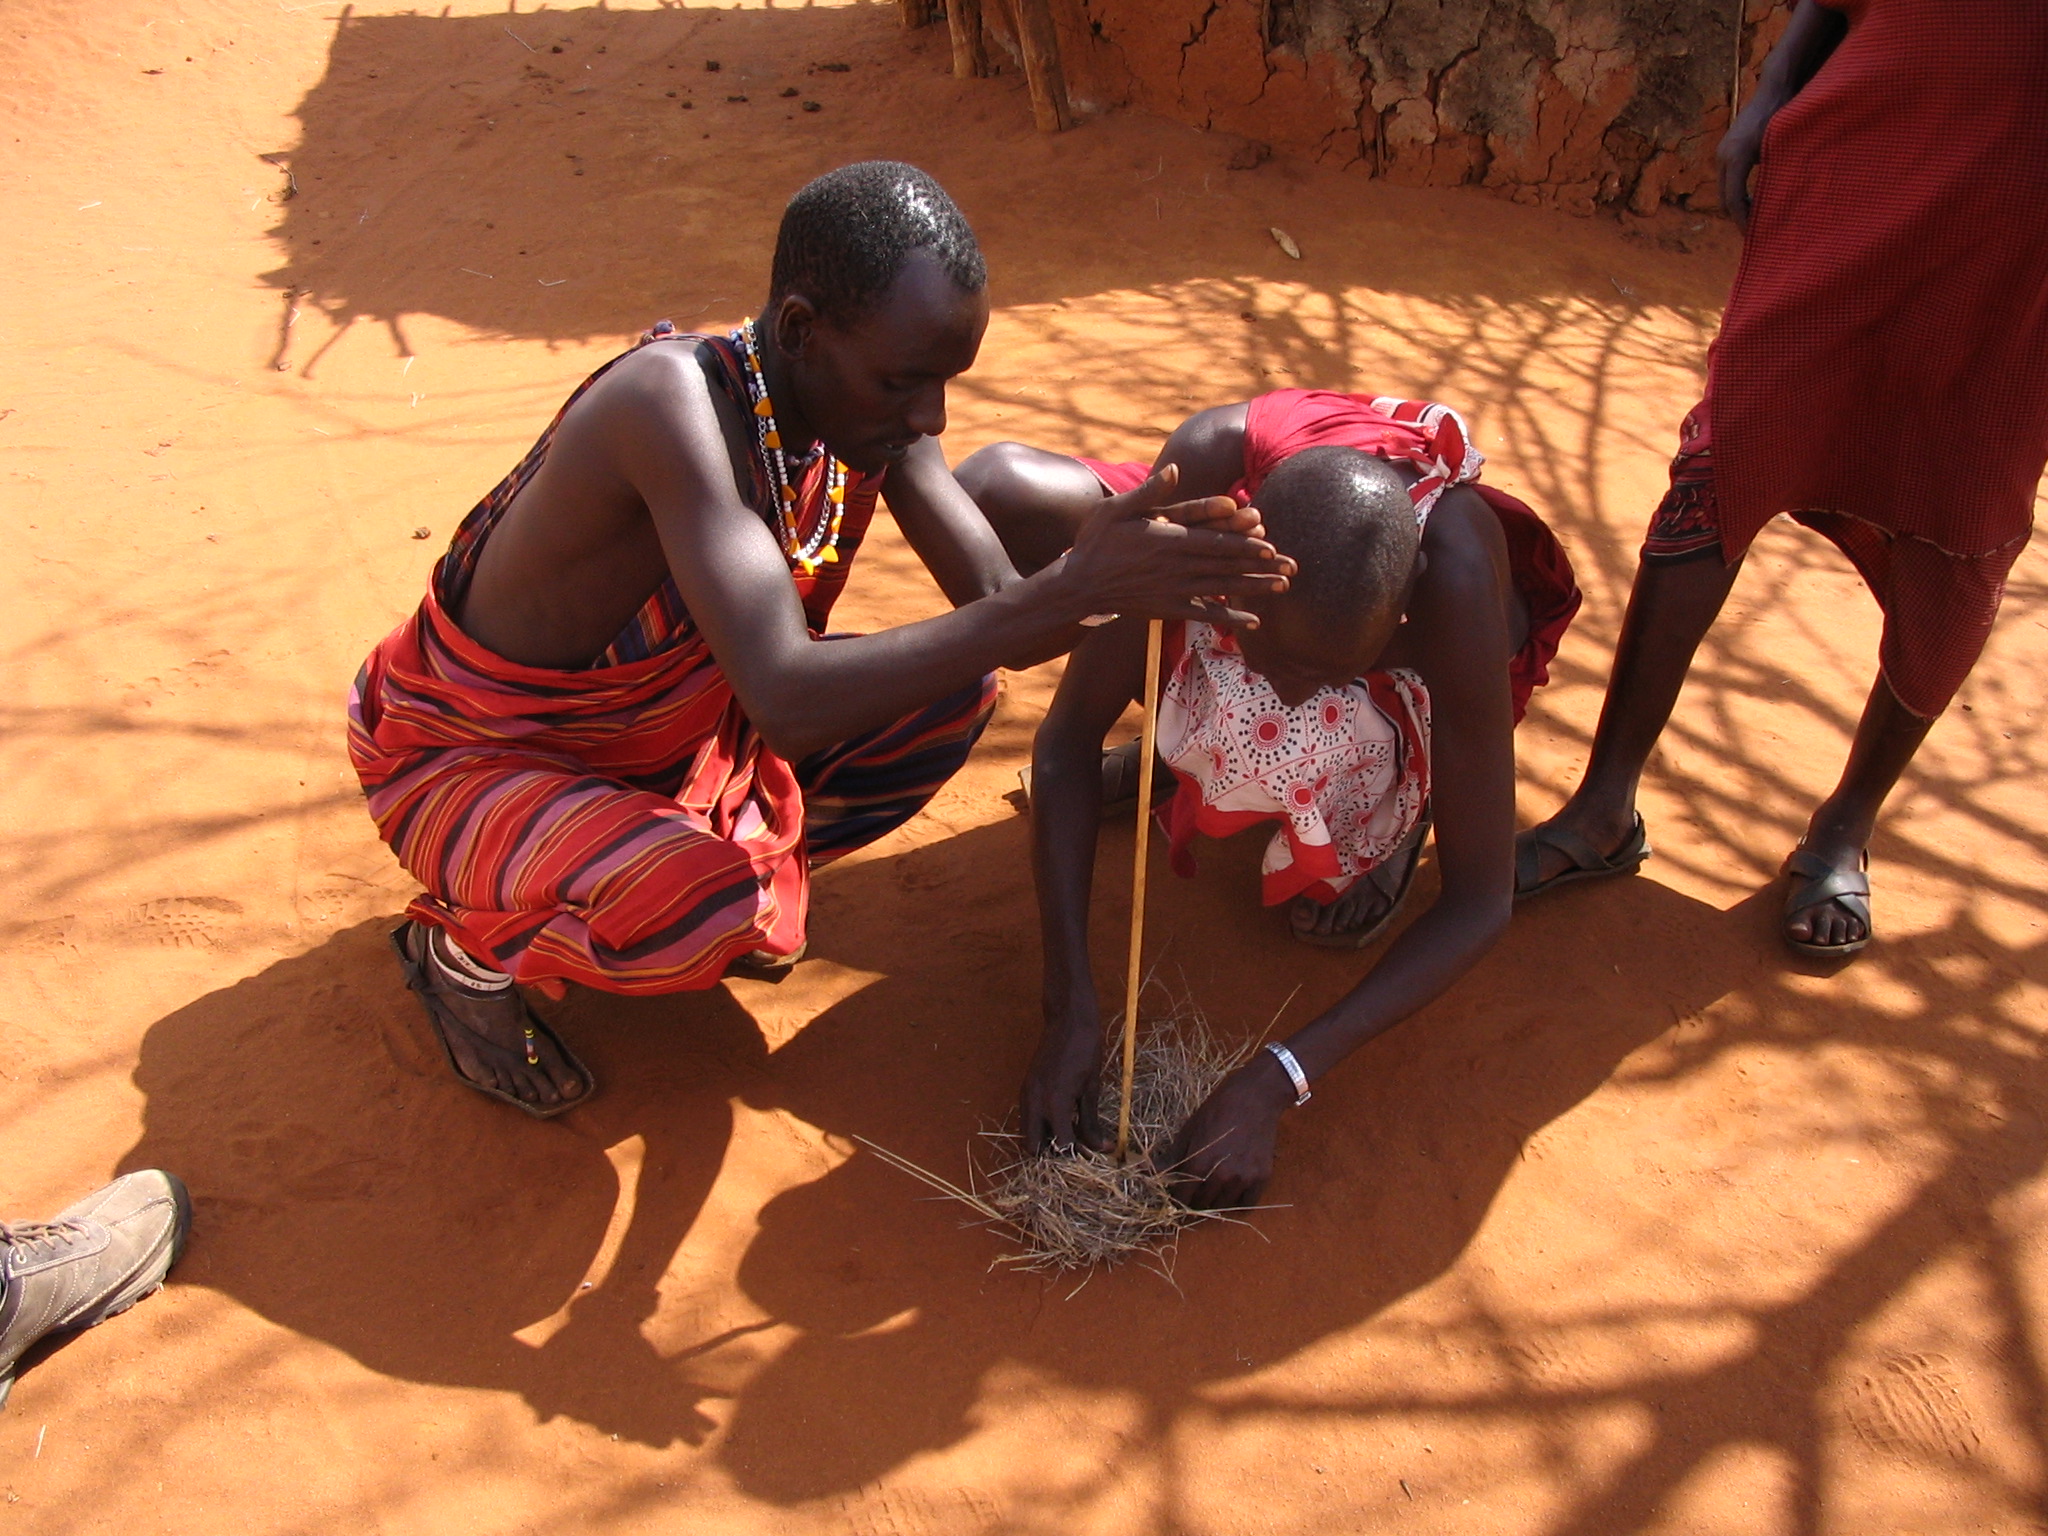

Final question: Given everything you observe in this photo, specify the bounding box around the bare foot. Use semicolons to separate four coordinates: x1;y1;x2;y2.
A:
1288;879;1398;940
398;925;588;1111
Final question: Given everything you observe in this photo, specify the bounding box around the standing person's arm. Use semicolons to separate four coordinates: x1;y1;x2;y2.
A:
1719;0;1851;229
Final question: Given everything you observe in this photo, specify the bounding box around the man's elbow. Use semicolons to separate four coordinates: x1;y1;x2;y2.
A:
1440;877;1513;953
747;694;832;763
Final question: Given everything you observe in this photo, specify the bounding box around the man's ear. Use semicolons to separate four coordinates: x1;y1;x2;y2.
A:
769;292;819;360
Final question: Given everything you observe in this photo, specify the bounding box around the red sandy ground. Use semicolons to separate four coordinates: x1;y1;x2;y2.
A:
3;2;2045;1533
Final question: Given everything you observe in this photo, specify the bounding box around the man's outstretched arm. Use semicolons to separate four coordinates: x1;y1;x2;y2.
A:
1165;493;1521;1209
607;356;1288;762
1021;616;1151;1154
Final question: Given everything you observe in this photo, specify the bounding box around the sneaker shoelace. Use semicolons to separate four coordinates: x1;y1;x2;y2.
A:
0;1219;94;1265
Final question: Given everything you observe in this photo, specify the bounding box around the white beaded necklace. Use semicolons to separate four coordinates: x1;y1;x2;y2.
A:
737;319;849;574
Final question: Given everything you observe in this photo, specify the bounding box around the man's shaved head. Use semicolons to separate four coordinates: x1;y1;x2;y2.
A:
1254;446;1420;630
769;161;986;325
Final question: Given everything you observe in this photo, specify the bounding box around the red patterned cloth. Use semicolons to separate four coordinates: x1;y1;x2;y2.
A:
1700;0;2048;716
1081;389;1581;904
348;326;995;995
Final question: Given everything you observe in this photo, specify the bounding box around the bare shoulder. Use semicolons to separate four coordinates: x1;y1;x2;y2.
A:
1182;401;1251;436
556;338;751;494
572;338;734;432
1158;401;1252;495
1169;401;1251;457
1416;485;1509;595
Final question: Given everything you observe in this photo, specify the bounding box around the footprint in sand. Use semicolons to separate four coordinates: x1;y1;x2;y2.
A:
1843;1351;1982;1462
131;894;245;949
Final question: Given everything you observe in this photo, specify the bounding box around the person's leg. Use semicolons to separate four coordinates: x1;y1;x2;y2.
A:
1781;675;1932;949
953;441;1109;575
387;759;808;1108
798;671;999;863
1518;548;1743;887
1779;532;2017;950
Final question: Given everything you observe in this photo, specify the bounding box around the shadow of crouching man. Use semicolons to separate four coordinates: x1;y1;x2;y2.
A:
117;916;768;1446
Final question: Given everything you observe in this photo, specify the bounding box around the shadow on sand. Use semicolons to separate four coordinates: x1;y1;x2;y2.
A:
114;792;2048;1526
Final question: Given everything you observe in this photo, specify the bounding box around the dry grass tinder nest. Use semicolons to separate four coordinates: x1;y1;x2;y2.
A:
860;995;1263;1277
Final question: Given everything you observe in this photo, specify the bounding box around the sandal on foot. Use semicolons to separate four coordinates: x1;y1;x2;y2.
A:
1515;813;1652;901
1293;809;1431;950
1781;847;1872;958
1017;739;1177;811
724;941;808;982
390;920;595;1119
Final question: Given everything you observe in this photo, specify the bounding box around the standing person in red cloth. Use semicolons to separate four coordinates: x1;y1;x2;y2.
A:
347;162;1293;1118
960;389;1580;1206
1517;0;2048;955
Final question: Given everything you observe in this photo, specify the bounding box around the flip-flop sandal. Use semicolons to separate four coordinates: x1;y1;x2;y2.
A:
724;941;808;982
1017;738;1178;810
1292;809;1432;950
390;920;595;1119
1514;812;1652;901
1781;846;1872;957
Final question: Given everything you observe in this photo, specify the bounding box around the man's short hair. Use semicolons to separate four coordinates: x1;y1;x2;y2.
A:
768;161;986;324
1255;446;1420;628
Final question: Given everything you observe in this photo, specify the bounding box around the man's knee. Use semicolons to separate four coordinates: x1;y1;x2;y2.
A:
954;441;1049;511
956;441;1098;575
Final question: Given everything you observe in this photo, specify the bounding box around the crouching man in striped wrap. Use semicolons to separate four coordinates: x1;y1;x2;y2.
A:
347;162;1293;1117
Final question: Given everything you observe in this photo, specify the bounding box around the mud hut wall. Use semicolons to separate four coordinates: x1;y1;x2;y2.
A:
993;0;1797;216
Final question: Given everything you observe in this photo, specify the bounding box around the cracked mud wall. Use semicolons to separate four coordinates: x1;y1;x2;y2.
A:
1020;0;1794;216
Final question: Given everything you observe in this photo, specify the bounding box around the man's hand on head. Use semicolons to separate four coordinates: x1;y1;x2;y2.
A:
1055;464;1292;631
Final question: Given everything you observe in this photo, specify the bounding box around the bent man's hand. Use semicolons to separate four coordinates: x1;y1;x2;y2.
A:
1059;463;1292;629
1020;1006;1109;1156
1160;1054;1294;1210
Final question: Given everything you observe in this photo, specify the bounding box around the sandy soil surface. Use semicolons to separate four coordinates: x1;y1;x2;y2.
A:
3;2;2045;1532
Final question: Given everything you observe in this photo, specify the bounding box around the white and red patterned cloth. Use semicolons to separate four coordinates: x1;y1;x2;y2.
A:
1156;626;1431;906
1357;395;1484;523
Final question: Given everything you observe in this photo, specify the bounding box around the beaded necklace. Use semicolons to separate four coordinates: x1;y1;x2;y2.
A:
737;319;849;574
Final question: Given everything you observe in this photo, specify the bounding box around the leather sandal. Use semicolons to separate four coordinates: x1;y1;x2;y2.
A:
390;921;594;1118
1292;809;1431;949
1514;813;1652;901
1781;846;1872;957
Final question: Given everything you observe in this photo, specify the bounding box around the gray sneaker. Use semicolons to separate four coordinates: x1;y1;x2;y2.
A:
0;1169;191;1406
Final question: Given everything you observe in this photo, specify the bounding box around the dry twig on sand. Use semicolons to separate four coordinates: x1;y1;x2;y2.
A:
858;993;1271;1279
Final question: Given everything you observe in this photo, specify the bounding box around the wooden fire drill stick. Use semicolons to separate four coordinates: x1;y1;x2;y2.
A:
1116;617;1165;1162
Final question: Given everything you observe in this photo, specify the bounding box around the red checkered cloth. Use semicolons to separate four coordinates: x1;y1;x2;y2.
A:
1697;0;2048;715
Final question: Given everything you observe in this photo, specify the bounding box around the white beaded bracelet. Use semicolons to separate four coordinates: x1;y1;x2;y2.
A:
1264;1041;1312;1106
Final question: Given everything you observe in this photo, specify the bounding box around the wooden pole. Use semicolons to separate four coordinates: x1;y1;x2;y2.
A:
1011;0;1072;132
948;0;990;78
898;0;937;30
1115;617;1164;1162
